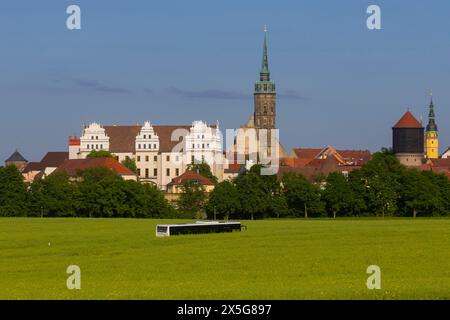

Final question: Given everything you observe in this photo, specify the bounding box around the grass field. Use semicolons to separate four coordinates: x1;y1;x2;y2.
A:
1;218;450;300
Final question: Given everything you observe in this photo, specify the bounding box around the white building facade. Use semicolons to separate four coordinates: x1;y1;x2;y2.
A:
69;121;224;190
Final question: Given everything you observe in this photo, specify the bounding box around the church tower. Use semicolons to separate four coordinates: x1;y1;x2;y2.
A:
254;27;276;129
425;93;439;159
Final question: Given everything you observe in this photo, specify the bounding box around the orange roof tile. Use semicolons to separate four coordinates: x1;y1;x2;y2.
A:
280;157;313;168
56;158;135;177
292;148;323;159
167;170;214;186
393;111;423;128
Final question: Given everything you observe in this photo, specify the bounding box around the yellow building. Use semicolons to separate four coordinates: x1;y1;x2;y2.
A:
425;95;439;159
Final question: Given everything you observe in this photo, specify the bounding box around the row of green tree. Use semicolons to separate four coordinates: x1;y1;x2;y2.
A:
1;151;450;219
200;152;450;219
0;166;174;218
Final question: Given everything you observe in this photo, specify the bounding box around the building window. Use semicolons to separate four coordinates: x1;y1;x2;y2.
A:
166;155;170;161
100;144;103;149
149;135;152;139
137;169;141;176
96;144;98;149
154;155;157;161
154;168;157;176
154;144;157;149
137;156;141;162
143;135;146;139
145;168;149;178
175;168;179;176
96;136;98;140
87;145;90;149
191;155;194;163
175;155;179;162
138;144;141;149
192;144;195;149
143;144;146;149
146;156;149;162
166;168;170;176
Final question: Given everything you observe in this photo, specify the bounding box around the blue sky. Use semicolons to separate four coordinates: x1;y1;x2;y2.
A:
1;0;450;162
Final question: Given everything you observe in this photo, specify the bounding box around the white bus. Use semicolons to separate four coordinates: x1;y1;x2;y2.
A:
156;221;244;237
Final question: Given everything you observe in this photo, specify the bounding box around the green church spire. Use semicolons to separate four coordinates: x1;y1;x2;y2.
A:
260;25;270;81
427;91;438;132
255;26;275;94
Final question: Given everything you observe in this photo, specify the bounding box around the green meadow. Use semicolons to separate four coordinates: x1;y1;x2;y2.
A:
1;218;450;300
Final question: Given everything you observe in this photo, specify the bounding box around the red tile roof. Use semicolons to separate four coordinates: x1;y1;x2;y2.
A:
22;162;44;173
167;170;214;186
224;163;243;174
337;150;371;161
56;158;135;177
280;157;313;168
292;148;323;159
40;152;69;168
393;111;423;128
293;148;371;161
430;158;450;166
22;152;69;174
305;158;325;168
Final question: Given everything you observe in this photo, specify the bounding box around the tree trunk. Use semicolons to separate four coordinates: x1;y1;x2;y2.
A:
413;208;417;219
382;207;385;219
333;211;336;219
251;212;254;220
304;203;308;219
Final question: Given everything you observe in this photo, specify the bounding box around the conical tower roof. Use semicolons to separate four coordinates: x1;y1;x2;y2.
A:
393;111;423;129
5;150;27;162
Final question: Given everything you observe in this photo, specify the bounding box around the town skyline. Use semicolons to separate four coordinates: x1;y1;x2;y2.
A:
1;1;450;162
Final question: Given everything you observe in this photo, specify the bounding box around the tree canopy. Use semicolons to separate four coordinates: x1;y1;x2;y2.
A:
86;150;115;158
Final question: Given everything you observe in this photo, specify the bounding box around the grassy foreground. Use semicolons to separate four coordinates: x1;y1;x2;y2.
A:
1;218;450;299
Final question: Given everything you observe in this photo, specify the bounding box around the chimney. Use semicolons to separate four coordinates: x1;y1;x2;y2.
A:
69;135;81;146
